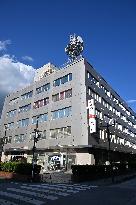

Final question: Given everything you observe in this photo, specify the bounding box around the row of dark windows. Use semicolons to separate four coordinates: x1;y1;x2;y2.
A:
89;87;135;127
7;126;72;144
7;106;72;129
53;73;72;87
9;73;72;103
52;89;72;102
7;89;72;116
87;71;136;122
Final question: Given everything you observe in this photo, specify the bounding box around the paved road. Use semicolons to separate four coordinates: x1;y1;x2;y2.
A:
0;181;97;205
0;178;136;205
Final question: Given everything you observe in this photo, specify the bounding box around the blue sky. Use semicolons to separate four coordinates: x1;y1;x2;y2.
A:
0;0;136;115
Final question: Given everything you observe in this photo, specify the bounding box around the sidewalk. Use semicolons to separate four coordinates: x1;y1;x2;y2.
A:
40;170;72;183
40;170;136;185
79;172;136;186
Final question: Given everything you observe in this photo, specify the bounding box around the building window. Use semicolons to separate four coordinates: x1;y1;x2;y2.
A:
50;126;71;139
69;73;72;81
60;91;65;100
52;89;72;102
53;73;72;87
65;107;72;117
116;110;120;117
52;93;59;102
30;130;47;140
61;75;68;84
7;136;12;143
14;134;26;143
52;107;72;120
7;122;14;130
36;83;50;94
88;88;101;103
21;91;33;100
113;96;118;104
9;97;19;105
100;85;111;97
126;110;131;116
66;126;71;135
50;129;57;138
95;109;102;119
103;115;111;124
33;97;49;109
19;104;31;113
87;72;99;86
54;78;61;87
102;98;111;110
113;107;116;114
32;113;48;124
4;136;12;144
7;109;16;118
17;118;29;127
65;89;72;99
118;124;122;131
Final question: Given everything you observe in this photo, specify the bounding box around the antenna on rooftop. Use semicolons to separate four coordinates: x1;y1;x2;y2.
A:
65;34;84;61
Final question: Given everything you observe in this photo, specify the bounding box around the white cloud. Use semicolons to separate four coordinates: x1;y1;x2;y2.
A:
127;100;136;103
0;54;35;116
0;40;11;51
22;55;34;62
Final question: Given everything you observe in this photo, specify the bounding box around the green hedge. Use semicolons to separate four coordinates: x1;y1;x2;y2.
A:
0;162;41;175
71;163;136;182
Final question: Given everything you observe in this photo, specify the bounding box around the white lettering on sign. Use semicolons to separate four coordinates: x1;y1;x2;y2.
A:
87;99;96;133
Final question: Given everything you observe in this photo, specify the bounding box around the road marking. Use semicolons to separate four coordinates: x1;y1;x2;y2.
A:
42;183;97;188
56;183;98;189
41;183;98;189
7;188;58;200
0;191;44;205
31;184;79;193
39;183;87;191
45;184;87;191
0;199;17;205
21;185;69;196
10;182;19;185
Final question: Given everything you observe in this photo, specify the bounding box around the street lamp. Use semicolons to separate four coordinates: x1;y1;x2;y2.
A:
31;117;41;180
99;119;116;183
99;120;116;164
65;147;68;171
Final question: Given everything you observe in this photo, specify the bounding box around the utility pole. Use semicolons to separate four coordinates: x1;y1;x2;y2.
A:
31;117;41;181
65;147;68;171
100;120;115;182
100;121;115;164
106;124;111;164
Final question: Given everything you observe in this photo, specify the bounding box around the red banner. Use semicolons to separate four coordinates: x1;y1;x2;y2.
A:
88;114;96;119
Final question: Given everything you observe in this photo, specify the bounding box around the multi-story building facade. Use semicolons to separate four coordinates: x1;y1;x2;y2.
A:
1;58;136;169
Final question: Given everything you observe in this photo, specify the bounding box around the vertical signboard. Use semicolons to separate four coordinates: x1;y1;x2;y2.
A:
88;99;96;133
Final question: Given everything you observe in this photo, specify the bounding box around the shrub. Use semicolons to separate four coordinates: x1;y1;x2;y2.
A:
71;163;136;182
1;162;17;172
0;162;41;175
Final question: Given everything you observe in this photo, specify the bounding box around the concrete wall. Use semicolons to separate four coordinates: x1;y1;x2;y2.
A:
76;153;95;165
0;58;88;153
